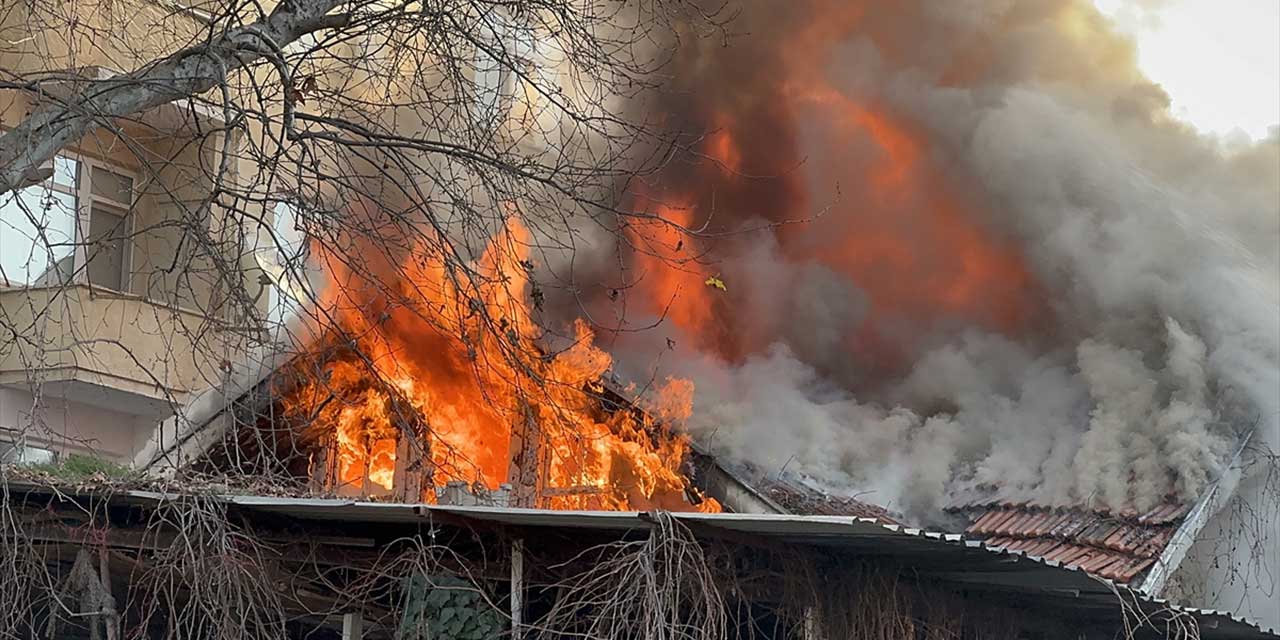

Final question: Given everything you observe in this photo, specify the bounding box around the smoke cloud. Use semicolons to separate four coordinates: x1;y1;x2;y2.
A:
573;0;1278;520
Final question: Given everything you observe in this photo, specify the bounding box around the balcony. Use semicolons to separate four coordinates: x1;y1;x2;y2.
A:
0;284;234;414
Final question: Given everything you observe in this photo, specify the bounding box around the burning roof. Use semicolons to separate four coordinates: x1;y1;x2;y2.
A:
130;215;731;514
158;352;722;512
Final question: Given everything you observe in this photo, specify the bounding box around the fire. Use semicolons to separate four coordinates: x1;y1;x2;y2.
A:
799;87;1040;337
283;215;717;512
626;200;721;349
622;85;1041;374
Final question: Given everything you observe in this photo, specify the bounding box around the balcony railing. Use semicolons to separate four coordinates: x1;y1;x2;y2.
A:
0;284;242;406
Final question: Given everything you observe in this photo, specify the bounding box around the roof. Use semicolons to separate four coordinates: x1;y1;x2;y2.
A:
948;434;1255;588
217;497;1280;638
947;498;1188;583
759;479;900;524
11;483;1271;639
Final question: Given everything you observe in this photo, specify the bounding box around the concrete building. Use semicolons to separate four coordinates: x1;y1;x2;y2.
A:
0;0;565;467
0;2;248;465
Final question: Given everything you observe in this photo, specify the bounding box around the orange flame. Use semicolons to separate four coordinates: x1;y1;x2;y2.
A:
624;85;1041;372
801;87;1040;338
284;215;716;512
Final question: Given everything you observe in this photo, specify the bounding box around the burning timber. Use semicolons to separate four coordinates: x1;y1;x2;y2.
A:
176;216;719;513
136;323;725;513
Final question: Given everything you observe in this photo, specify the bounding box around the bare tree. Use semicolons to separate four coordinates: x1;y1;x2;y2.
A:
0;3;743;632
0;0;728;488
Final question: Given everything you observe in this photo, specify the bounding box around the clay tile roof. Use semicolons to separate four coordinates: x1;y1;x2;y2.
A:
945;498;1189;584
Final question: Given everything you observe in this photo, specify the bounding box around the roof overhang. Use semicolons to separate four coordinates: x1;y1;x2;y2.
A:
5;481;1275;639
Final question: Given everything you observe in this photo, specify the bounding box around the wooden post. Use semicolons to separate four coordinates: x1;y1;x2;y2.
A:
387;388;432;501
511;539;525;640
342;612;364;640
361;434;374;498
393;423;432;502
98;547;118;640
803;605;823;640
309;443;330;494
506;401;543;508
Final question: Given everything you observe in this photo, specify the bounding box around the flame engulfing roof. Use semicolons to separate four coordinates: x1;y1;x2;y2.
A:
946;496;1191;584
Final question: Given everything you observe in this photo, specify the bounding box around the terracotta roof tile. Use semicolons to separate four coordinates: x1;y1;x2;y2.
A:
971;509;1004;531
1025;539;1060;557
1134;528;1175;558
1102;525;1133;549
1023;511;1053;535
1083;551;1126;573
979;509;1018;534
992;511;1024;536
951;498;1189;584
1058;546;1095;567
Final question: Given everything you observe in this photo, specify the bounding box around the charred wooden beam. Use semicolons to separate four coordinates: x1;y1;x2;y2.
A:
506;400;545;508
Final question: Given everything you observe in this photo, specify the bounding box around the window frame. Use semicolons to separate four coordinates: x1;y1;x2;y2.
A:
0;153;138;291
74;157;139;293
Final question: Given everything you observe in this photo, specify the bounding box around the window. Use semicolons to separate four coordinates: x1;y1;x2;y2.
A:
0;440;57;466
251;200;311;331
0;155;135;291
84;165;135;291
0;157;78;286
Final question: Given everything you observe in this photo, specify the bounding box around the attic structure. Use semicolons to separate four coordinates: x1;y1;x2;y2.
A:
134;345;798;515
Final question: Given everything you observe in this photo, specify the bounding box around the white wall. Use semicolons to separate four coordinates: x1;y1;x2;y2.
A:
0;385;159;464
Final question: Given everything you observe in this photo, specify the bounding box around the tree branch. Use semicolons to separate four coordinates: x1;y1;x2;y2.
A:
0;0;351;195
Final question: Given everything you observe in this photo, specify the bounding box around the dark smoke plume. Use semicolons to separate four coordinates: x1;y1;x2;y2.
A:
573;0;1278;520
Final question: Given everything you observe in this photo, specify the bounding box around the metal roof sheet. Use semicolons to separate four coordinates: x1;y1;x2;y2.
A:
7;483;1275;639
205;494;1274;638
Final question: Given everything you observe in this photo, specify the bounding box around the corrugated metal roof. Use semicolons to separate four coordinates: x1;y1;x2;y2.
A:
200;493;1273;638
11;483;1274;639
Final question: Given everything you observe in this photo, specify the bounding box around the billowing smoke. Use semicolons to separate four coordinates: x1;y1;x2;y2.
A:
568;0;1278;520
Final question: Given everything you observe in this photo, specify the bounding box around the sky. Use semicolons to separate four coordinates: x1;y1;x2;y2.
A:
1093;0;1280;142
